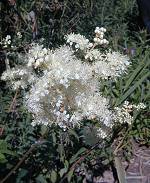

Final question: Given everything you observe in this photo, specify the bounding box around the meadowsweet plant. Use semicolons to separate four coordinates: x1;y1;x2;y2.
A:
1;27;145;138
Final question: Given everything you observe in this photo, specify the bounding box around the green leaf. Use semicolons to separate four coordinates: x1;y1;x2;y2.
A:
0;149;14;155
59;168;67;177
16;169;28;183
144;87;150;101
116;71;150;106
82;125;99;146
68;129;79;141
36;174;47;183
52;132;56;145
40;125;48;136
0;153;6;162
0;140;14;156
123;56;149;92
64;160;69;169
50;170;57;183
67;169;74;182
0;140;8;150
69;147;86;164
57;144;65;161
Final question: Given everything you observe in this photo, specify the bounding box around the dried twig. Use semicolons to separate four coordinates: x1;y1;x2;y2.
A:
8;88;19;113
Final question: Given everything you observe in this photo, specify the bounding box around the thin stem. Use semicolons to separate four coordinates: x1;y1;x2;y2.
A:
60;140;103;183
8;88;19;113
0;140;45;183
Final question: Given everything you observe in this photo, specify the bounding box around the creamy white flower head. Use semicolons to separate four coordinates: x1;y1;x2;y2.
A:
0;35;12;47
133;103;146;110
112;101;146;126
123;101;146;111
77;93;113;127
97;128;107;139
93;51;130;79
113;106;133;125
24;56;114;128
65;33;89;50
6;35;11;41
1;67;36;89
44;45;94;87
1;27;132;132
27;43;49;68
94;27;108;45
17;32;22;39
85;49;105;61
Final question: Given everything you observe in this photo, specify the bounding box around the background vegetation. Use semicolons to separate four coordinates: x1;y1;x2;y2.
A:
0;0;149;182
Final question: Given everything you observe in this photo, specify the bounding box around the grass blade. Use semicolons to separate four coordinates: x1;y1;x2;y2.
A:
116;72;150;106
123;57;150;92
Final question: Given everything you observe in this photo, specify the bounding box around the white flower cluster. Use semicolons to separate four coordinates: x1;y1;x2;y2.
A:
17;32;22;39
97;128;107;139
25;53;113;129
113;101;146;125
93;50;130;79
65;33;90;51
133;103;146;110
1;67;36;90
94;27;109;45
84;49;105;61
113;106;133;125
76;93;113;127
0;35;11;48
65;28;130;79
65;27;108;52
2;27;138;138
27;43;50;68
123;101;146;111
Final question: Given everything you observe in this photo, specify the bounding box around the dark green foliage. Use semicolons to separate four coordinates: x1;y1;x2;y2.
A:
0;0;150;182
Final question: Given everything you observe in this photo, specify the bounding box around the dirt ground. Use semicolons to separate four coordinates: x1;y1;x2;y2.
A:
93;142;150;183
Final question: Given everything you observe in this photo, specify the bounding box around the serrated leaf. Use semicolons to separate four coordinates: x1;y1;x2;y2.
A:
0;140;14;156
68;129;79;141
82;125;99;146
